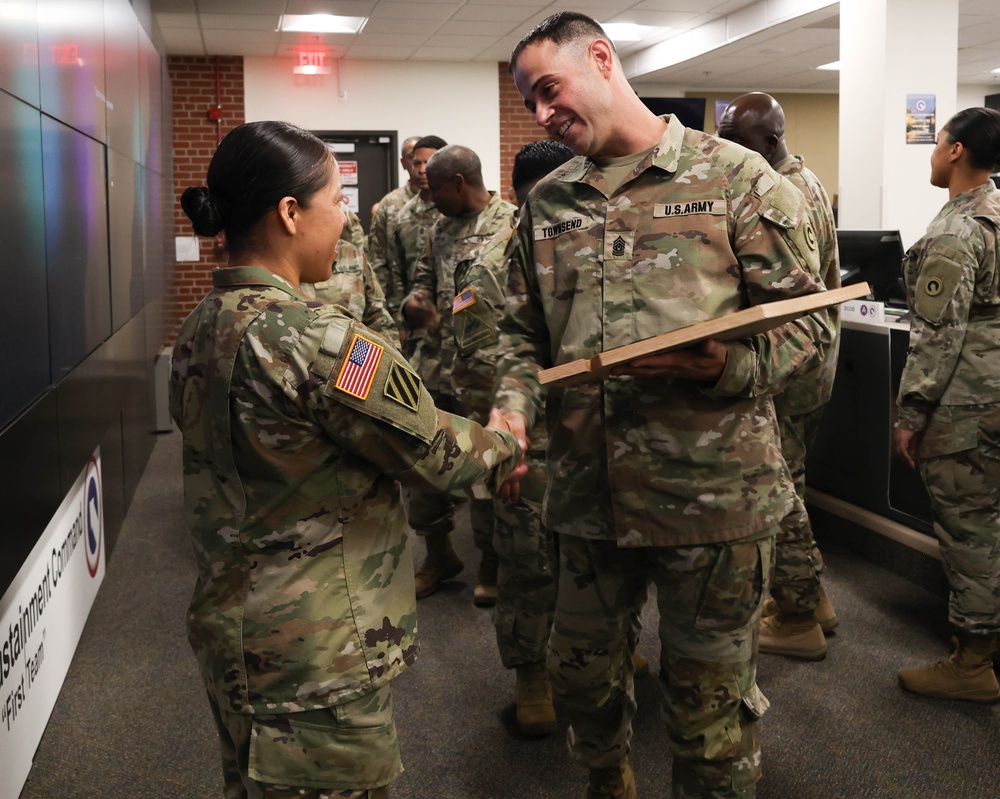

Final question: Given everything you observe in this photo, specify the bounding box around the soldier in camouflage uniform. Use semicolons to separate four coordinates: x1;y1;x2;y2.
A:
498;14;832;799
387;136;448;363
171;121;523;799
718;93;841;661
367;136;421;323
386;137;468;601
453;140;574;735
340;206;368;252
300;239;398;342
402;145;517;605
894;107;1000;704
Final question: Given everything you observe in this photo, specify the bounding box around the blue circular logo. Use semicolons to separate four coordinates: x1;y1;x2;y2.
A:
84;457;102;577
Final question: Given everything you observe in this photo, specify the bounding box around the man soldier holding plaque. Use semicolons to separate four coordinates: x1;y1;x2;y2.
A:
718;92;842;661
493;12;833;799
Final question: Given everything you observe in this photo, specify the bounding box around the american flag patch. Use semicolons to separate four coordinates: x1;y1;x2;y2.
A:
335;334;383;400
452;288;476;314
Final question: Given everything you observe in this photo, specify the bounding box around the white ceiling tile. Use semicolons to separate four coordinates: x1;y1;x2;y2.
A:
362;16;443;34
195;0;285;12
343;43;418;59
146;0;1000;93
155;12;199;29
367;2;462;21
202;29;281;55
199;13;280;30
159;26;204;51
284;0;377;13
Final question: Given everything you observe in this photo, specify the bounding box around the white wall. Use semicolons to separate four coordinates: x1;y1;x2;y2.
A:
244;57;503;192
957;83;990;112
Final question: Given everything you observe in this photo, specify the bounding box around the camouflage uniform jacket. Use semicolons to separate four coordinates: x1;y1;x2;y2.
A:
408;192;517;407
169;266;520;715
340;206;368;252
393;193;446;391
454;221;548;452
896;181;1000;433
367;184;418;314
388;193;443;320
772;154;842;416
494;114;831;547
300;240;398;342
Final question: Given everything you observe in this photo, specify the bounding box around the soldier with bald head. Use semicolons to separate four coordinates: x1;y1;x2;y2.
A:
718;92;842;661
403;145;518;604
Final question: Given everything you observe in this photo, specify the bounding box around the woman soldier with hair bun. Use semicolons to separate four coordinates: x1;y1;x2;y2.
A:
895;107;1000;704
171;121;523;798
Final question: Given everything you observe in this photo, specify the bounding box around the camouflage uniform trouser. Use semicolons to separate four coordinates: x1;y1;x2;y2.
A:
402;391;494;553
207;685;400;799
550;532;774;799
771;408;826;614
492;450;557;668
917;404;1000;636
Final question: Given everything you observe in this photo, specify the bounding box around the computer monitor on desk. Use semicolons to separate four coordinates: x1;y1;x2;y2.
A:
836;229;907;308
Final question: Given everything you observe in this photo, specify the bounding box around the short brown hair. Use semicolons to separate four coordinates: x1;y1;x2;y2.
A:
508;11;614;74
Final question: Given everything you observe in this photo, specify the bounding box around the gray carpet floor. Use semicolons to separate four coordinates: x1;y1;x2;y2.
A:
17;431;1000;799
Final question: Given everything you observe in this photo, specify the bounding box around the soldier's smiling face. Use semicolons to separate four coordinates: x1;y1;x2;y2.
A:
513;37;614;158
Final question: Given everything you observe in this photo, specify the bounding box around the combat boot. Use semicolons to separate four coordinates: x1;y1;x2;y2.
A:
585;758;636;799
898;634;1000;703
631;652;650;678
473;548;499;607
413;533;463;599
762;587;839;634
758;611;827;660
815;583;839;634
515;662;557;736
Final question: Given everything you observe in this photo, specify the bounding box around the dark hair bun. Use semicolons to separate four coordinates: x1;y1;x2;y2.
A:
181;186;225;237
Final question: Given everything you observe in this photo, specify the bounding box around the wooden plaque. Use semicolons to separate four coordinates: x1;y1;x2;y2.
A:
538;282;872;388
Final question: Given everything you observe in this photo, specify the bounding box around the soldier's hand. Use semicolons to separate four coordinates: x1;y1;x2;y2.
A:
403;293;440;332
490;409;529;503
894;427;919;470
611;339;727;381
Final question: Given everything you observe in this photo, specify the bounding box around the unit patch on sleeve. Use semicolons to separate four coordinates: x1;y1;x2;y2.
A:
452;287;476;314
384;361;422;412
335;333;383;400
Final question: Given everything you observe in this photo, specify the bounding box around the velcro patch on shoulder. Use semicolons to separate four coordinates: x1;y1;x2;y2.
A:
758;173;805;230
322;321;437;444
384;361;422;412
334;333;384;400
913;258;964;325
453;287;476;314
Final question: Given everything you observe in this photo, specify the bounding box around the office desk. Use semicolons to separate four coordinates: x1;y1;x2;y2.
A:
805;317;939;557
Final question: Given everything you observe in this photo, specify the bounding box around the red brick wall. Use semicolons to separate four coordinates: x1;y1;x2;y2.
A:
165;59;531;342
498;62;548;191
166;56;246;344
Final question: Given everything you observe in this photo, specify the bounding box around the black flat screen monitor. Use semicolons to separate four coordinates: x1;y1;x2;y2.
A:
836;229;907;307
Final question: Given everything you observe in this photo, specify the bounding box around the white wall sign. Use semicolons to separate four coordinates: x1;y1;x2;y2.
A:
842;299;886;325
0;452;106;799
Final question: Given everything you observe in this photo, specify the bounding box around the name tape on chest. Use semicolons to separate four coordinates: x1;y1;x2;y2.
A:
653;199;726;218
533;217;591;241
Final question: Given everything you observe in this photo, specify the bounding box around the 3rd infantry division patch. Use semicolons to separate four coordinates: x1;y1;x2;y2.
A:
384;361;421;411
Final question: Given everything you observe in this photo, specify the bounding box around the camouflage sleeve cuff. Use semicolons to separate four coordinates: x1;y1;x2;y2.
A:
895;403;929;433
712;341;755;396
492;388;540;431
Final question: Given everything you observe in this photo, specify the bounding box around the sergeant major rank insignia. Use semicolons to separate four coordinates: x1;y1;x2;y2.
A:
384;361;421;412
